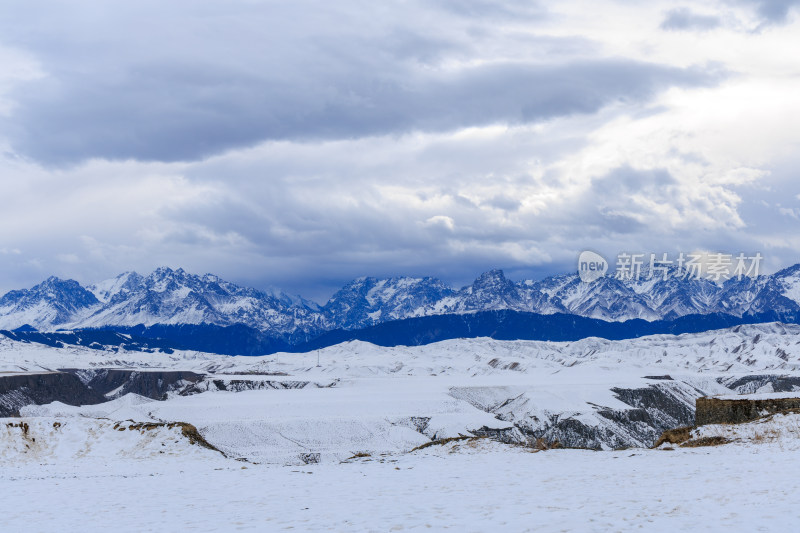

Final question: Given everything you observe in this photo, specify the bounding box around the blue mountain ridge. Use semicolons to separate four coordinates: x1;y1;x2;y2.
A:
1;263;799;355
3;308;800;356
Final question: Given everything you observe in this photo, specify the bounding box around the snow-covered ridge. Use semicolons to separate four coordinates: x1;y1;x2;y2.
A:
2;321;799;376
5;321;800;459
2;263;800;333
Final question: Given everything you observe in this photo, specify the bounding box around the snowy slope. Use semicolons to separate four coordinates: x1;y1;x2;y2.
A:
4;321;800;532
0;415;224;464
6;358;800;531
3;436;800;532
4;321;800;459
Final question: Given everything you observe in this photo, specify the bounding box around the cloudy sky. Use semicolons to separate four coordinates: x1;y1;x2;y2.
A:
1;0;799;300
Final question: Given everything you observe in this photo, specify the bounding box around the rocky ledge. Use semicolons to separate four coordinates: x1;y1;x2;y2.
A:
695;394;800;426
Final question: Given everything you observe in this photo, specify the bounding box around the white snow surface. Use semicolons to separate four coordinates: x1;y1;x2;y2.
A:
3;431;800;531
4;322;800;530
20;394;159;421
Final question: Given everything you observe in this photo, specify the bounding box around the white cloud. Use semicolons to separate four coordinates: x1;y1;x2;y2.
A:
0;45;43;116
424;215;456;231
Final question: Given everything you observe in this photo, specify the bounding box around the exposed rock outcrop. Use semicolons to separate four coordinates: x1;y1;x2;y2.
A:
179;378;333;395
696;396;800;425
1;369;338;417
451;380;702;450
77;369;204;400
0;372;107;416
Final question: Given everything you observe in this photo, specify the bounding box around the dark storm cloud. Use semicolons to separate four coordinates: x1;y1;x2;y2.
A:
726;0;800;24
743;0;800;22
6;59;719;164
0;1;718;165
660;8;722;30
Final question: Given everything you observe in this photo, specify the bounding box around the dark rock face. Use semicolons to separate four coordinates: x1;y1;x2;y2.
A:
721;374;800;394
451;380;704;450
536;383;698;449
179;378;330;395
79;369;204;400
0;372;107;416
515;415;629;450
0;370;205;416
611;383;697;427
0;369;340;417
696;397;800;426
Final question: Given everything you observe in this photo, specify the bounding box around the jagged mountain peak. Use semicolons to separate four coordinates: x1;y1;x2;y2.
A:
465;271;513;298
3;263;800;335
16;276;97;301
37;275;80;288
0;276;100;330
471;269;509;288
151;265;184;276
145;266;193;288
323;274;456;329
772;263;800;278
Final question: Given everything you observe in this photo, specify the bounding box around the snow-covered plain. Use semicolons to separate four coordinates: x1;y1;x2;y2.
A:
3;323;800;531
3;434;800;532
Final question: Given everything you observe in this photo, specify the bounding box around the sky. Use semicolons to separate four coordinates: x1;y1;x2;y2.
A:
0;0;799;301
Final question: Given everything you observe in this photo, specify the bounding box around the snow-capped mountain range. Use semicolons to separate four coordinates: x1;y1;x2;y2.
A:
1;264;800;334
